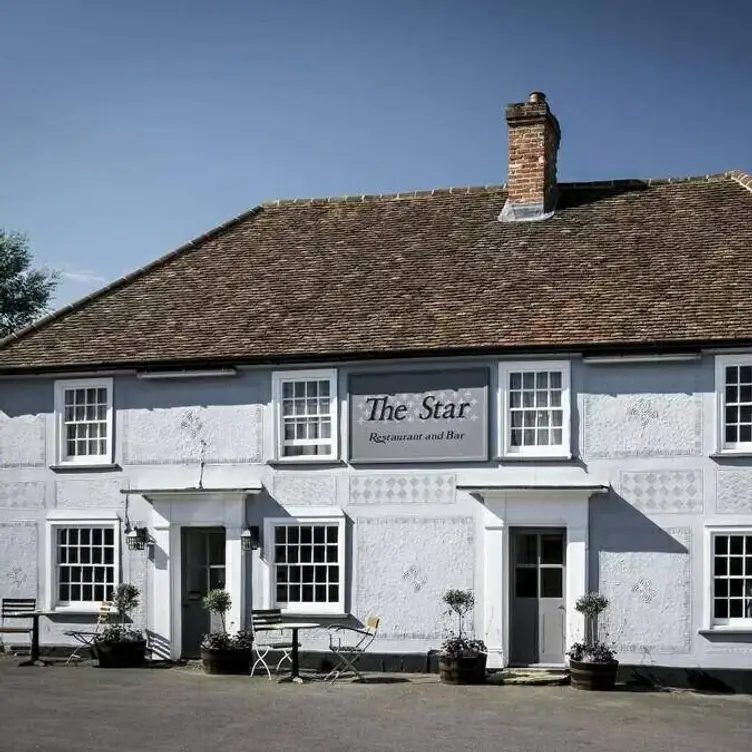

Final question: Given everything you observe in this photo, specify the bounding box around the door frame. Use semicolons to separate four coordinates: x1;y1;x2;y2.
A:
478;488;600;669
508;526;567;666
142;491;251;660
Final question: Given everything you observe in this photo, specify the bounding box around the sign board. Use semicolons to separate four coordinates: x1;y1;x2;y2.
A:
349;368;489;463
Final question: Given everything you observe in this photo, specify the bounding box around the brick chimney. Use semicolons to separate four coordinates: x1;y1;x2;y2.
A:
499;91;561;222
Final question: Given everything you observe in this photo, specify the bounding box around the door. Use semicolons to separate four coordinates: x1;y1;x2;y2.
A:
181;527;226;658
509;528;566;665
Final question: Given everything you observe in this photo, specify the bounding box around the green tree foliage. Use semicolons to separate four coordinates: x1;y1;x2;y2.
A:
0;229;58;338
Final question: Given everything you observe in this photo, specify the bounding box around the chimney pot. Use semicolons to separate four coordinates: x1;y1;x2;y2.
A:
528;91;546;104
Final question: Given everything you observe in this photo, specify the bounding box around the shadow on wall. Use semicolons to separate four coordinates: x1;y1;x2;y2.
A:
146;630;172;661
0;379;54;419
589;491;689;557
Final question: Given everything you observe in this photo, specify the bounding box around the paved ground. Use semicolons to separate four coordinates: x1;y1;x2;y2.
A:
1;659;752;752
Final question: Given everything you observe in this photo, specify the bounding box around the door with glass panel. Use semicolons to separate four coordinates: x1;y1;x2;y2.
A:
181;527;226;658
509;529;566;665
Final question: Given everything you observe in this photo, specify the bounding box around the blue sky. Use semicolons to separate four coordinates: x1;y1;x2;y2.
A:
2;0;750;310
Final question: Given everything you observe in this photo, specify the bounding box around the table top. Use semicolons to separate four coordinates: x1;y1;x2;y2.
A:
255;622;320;631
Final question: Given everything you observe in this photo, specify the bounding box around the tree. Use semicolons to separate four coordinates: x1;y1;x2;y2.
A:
0;229;58;338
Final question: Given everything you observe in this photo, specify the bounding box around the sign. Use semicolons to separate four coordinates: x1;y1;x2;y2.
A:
349;368;489;463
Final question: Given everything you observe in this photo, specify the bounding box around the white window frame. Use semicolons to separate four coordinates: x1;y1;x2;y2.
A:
498;360;571;458
703;525;752;631
54;377;114;466
271;369;339;462
45;511;121;613
715;354;752;454
264;509;346;615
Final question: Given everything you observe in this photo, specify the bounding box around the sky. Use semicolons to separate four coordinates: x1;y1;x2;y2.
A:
1;0;750;310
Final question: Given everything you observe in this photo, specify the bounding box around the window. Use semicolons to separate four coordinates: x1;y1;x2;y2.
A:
46;514;120;611
54;378;114;465
716;355;752;453
499;361;571;457
710;531;752;626
265;513;345;614
272;369;338;461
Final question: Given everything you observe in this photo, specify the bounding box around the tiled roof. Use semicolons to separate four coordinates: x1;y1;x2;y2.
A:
0;171;750;373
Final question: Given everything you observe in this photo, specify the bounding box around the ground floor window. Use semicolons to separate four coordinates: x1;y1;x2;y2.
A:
711;531;752;624
265;515;345;614
47;515;120;610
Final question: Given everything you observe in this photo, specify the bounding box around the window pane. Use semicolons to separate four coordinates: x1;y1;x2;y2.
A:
715;557;728;576
715;579;728;597
715;536;728;555
550;372;562;389
714;599;728;618
730;558;743;576
730;600;743;618
515;568;537;598
741;366;752;383
516;535;537;564
328;585;339;602
730;536;743;555
326;526;338;544
541;535;564;565
729;579;744;597
541;568;563;598
326;545;338;563
742;425;752;443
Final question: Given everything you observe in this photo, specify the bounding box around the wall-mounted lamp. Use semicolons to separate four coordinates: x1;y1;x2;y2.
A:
126;526;150;551
241;526;260;552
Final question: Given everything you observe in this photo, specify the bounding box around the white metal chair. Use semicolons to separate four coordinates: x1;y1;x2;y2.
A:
64;600;114;665
249;609;297;680
0;598;35;655
324;616;381;683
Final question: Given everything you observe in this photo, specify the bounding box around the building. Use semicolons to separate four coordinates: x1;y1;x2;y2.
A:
1;92;751;685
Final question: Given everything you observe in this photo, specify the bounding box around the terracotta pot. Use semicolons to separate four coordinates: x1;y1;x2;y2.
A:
438;653;487;685
200;648;252;675
569;659;619;691
94;639;146;668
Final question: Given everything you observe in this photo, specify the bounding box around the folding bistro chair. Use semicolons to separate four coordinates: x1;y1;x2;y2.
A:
324;616;380;684
249;609;298;680
64;600;114;665
0;598;35;655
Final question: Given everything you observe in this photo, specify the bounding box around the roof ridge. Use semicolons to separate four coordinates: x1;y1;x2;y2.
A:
727;169;752;194
260;171;741;207
261;185;504;207
0;205;266;351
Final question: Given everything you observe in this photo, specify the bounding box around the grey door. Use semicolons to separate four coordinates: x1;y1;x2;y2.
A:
181;527;226;658
509;529;566;665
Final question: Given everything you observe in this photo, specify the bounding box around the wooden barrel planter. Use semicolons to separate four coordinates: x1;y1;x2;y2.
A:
569;660;619;691
200;648;252;675
439;654;487;685
94;639;147;668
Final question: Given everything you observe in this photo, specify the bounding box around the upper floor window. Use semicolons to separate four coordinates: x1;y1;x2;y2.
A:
272;369;338;461
710;530;752;627
499;361;571;458
716;355;752;453
54;378;114;465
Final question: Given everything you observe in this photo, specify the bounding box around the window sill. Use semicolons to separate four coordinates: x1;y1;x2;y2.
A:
267;459;347;468
47;607;103;616
50;463;121;473
709;452;752;460
277;612;349;620
698;628;752;636
497;453;574;462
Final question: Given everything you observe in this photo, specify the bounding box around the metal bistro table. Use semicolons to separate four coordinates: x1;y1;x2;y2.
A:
255;621;320;683
6;611;54;666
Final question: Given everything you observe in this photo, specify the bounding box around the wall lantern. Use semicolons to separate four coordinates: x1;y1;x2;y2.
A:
126;526;150;551
241;526;260;552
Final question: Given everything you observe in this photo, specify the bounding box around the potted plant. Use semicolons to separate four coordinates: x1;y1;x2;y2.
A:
200;589;253;674
438;588;487;684
567;592;618;690
94;583;147;668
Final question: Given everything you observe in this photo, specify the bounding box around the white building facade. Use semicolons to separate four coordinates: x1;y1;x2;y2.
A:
2;351;752;682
